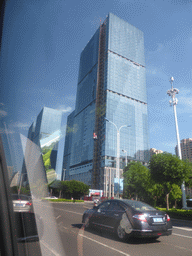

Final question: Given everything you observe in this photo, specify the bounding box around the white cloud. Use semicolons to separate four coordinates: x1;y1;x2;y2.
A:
179;96;192;109
176;88;192;113
0;103;8;118
0;110;7;117
160;141;177;154
13;122;30;130
65;95;76;102
56;105;73;113
0;127;15;134
161;141;177;149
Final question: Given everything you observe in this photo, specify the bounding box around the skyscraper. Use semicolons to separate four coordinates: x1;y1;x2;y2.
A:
26;107;63;183
175;138;192;162
63;13;150;195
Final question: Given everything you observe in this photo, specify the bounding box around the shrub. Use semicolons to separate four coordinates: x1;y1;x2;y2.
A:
156;207;192;220
43;198;84;203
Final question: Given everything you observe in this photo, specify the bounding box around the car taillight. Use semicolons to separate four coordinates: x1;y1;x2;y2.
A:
133;214;147;222
26;202;32;206
166;214;170;221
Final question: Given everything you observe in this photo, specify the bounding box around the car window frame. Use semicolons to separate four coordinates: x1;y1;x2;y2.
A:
0;135;19;256
108;201;125;212
98;200;111;211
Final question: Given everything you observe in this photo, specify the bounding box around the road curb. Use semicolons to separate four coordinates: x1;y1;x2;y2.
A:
171;218;192;224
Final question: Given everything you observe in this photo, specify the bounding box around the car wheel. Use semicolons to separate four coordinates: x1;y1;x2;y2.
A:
116;224;128;241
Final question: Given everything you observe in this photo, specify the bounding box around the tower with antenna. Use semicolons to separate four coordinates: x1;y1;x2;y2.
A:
167;77;187;208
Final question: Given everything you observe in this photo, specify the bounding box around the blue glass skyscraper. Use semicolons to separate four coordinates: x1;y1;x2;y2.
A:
63;13;150;196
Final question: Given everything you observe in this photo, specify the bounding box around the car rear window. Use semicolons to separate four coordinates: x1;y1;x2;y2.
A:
123;200;155;211
12;195;19;200
12;194;29;201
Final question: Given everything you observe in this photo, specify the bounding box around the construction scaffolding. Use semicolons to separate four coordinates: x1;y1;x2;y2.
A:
92;21;106;189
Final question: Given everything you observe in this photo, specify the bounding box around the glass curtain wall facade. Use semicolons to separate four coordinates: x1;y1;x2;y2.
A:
23;107;63;184
63;13;150;194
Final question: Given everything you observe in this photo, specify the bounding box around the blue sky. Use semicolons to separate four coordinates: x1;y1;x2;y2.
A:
1;0;192;168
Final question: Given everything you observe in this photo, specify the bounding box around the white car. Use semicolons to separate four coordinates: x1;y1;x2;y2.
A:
44;196;58;199
12;194;33;212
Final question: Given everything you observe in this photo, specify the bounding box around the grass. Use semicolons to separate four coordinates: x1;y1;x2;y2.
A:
42;198;84;203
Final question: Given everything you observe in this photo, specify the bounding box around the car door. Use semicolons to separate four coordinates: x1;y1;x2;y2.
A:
104;201;125;230
91;201;111;227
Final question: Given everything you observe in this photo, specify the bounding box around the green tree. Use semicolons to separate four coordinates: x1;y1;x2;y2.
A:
11;185;30;196
67;180;89;199
149;153;192;210
42;149;52;171
148;183;165;207
123;161;151;201
169;184;182;208
54;180;89;199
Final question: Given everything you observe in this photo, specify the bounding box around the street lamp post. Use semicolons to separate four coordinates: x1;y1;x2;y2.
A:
167;77;187;209
105;118;130;198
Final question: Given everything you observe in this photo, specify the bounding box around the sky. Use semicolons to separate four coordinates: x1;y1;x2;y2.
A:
1;0;192;171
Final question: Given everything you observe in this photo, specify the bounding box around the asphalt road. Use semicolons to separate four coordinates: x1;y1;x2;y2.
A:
18;201;192;256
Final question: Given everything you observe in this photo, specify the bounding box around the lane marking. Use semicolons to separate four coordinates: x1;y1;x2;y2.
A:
173;226;192;232
54;207;83;215
78;234;131;256
41;203;83;215
173;233;192;239
41;240;61;256
57;222;77;234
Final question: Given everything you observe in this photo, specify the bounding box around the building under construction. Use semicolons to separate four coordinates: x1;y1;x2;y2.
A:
63;13;150;197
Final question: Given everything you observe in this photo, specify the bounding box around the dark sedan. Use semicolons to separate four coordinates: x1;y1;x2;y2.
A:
82;199;172;241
